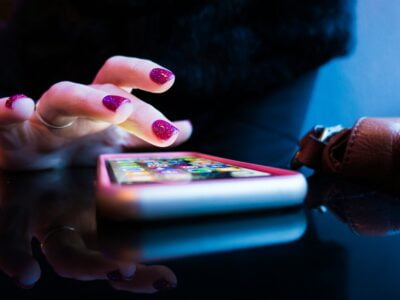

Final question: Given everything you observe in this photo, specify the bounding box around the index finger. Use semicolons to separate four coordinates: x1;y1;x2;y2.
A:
93;56;175;93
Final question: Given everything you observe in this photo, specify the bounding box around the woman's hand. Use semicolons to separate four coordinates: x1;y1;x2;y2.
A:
0;56;192;170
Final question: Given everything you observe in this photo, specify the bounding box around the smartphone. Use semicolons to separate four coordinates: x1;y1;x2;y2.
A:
96;152;307;220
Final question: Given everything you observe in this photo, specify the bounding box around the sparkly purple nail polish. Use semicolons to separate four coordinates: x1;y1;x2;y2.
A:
150;68;174;85
102;95;131;112
152;120;179;140
5;94;27;109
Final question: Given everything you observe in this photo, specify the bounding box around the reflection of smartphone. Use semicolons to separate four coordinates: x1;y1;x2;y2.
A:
96;152;307;220
99;209;307;262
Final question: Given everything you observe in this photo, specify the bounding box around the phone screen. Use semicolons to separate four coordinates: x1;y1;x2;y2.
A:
107;156;271;184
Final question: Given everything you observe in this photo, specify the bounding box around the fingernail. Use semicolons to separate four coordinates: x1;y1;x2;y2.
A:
13;278;35;289
5;94;28;109
102;95;131;112
152;119;179;140
150;68;174;85
153;279;177;292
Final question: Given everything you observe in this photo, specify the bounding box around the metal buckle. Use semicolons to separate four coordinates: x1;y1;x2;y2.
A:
291;124;344;169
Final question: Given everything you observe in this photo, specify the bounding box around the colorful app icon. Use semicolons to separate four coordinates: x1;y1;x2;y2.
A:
173;163;192;167
180;156;196;161
208;164;228;168
141;160;157;164
181;165;199;169
167;160;184;164
117;162;140;166
147;164;169;169
215;167;242;172
125;170;149;176
187;168;213;173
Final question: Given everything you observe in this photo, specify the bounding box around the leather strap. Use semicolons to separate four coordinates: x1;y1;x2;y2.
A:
292;118;400;182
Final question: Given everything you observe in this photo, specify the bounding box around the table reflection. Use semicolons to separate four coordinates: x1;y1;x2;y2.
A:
99;210;306;263
307;174;400;236
0;169;306;293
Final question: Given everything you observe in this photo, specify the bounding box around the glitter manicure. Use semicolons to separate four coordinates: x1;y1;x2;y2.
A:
5;94;28;109
150;68;174;85
152;119;179;140
102;95;131;112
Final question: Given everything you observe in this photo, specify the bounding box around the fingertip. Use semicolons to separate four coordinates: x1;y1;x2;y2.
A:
10;97;35;120
155;135;179;148
149;68;176;93
151;119;180;147
109;264;177;294
152;265;177;288
14;259;41;288
175;120;193;138
94;56;176;94
3;252;42;289
0;95;35;126
119;118;180;148
168;120;193;147
153;278;177;292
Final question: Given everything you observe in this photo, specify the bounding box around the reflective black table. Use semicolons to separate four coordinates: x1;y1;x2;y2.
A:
0;169;399;299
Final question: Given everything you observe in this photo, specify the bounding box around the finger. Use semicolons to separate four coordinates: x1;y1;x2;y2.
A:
110;264;177;294
34;81;134;134
0;174;40;289
93;84;180;147
0;94;35;126
93;56;175;93
170;120;193;147
117;120;193;149
41;228;135;281
0;245;41;289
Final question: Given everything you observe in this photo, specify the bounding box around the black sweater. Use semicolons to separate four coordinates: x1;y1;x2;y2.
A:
0;0;355;165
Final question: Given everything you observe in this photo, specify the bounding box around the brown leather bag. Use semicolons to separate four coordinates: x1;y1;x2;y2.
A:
292;118;400;181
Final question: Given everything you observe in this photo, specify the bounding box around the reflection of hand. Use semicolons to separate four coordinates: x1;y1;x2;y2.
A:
0;170;177;293
0;56;192;170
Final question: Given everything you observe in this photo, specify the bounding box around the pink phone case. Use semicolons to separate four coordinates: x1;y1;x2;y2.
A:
96;152;307;220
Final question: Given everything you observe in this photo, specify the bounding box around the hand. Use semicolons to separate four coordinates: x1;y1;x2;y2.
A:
0;56;192;170
0;170;177;293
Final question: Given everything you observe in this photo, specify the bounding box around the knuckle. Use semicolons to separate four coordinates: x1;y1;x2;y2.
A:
45;81;87;106
47;81;75;96
104;56;123;68
100;83;117;90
